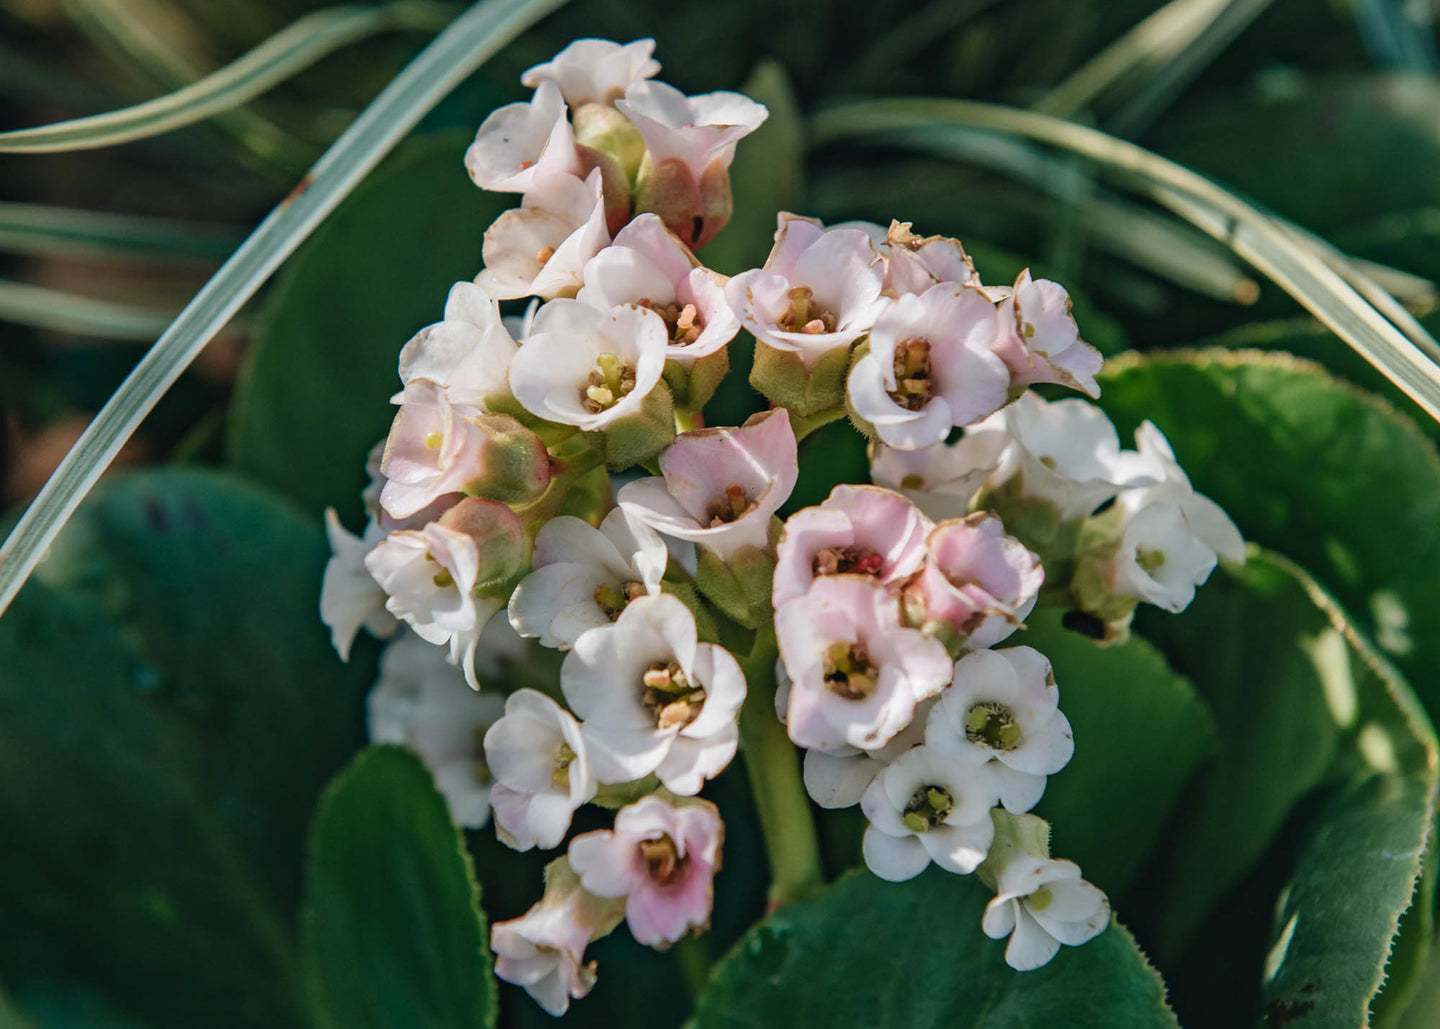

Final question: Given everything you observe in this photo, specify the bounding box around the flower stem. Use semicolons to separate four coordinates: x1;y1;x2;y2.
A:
737;624;824;910
674;406;706;434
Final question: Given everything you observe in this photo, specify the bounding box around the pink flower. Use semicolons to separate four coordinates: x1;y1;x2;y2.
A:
902;513;1044;650
616;80;767;174
772;485;931;609
991;270;1103;397
725;215;889;368
521;38;660;108
617;408;798;561
464;80;580;193
567;796;722;947
877;220;981;298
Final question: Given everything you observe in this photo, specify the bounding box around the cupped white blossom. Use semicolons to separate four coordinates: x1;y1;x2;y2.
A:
979;392;1127;521
522;38;661;107
368;631;504;828
484;689;597;851
509;297;668;431
775;576;953;752
981;855;1110;971
320;510;396;660
1108;500;1219;613
567;795;722;947
799;697;934;809
465;80;580;193
848;282;1011;449
992;270;1103;397
509;507;669;649
476;169;610;300
860;734;999;881
577;213;739;360
772;484;931;609
870;430;1010;522
616;80;768;174
928;647;1073;814
618;408;798;561
725;215;889;368
1114;420;1245;564
395;281;518;409
562;594;745;794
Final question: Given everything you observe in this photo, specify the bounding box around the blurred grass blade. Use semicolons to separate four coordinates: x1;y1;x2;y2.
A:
0;281;179;339
0;0;566;617
0;203;242;261
811;98;1440;421
0;1;456;153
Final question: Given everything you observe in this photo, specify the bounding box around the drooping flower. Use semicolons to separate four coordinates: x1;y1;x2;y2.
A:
522;38;661;108
617;408;798;561
775;576;952;752
847;282;1011;449
464;80;580;193
991;270;1103;398
368;631;504;828
509;507;669;650
562;594;745;794
508;297;669;431
1106;500;1220;613
869;430;1009;523
725;215;889;368
1114;420;1245;564
476;168;610;300
927;647;1073;814
772;484;931;609
395;281;518;410
320;509;395;660
981;854;1110;971
484;689;597;851
567;795;722;947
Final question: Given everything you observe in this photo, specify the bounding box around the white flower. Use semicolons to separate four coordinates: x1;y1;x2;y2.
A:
476;168;610;300
395;281;518;409
577;213;739;361
799;697;934;809
1107;500;1219;613
978;393;1125;521
725;214;889;368
847;282;1011;449
483;689;597;851
1114;420;1245;564
981;855;1109;971
927;647;1073;814
562;594;745;795
320;510;396;660
616;80;768;174
870;430;1009;522
464;80;580;193
617;408;798;561
509;507;669;649
521;38;661;107
992;270;1103;397
509;297;668;430
860;736;999;881
368;631;504;828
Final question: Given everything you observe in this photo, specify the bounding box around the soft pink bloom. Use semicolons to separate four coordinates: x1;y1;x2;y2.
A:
772;485;931;609
725;215;889;368
567;796;722;947
844;219;982;298
464;80;580;193
616;80;767;174
521;38;660;108
902;513;1043;650
775;576;953;752
618;408;798;561
484;689;597;851
991;270;1103;397
476;169;610;300
982;855;1109;971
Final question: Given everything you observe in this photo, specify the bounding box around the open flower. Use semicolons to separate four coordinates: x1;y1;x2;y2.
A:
577;213;739;361
1107;500;1219;613
775;576;953;752
618;408;798;561
368;631;504;828
981;855;1109;971
395;281;518;410
927;647;1073;813
902;513;1044;651
484;689;597;851
870;430;1010;523
568;795;722;947
860;735;999;881
991;270;1103;397
617;80;767;174
320;510;395;660
725;215;889;368
1114;420;1245;564
773;484;931;609
521;38;661;107
509;297;668;430
476;168;610;300
509;507;669;649
562;594;745;794
848;282;1011;449
799;697;934;809
465;80;580;193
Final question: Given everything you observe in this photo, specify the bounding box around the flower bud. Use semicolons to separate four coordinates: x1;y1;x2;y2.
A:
573;101;647;184
749;340;853;418
437;496;527;596
591;380;676;470
464;413;552;506
633;155;733;249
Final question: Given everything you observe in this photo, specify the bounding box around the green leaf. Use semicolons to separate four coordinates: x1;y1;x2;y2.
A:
691;868;1177;1028
227;132;510;523
1022;607;1217;896
302;746;495;1029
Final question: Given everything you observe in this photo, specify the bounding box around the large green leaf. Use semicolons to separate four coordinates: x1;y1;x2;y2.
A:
301;745;495;1029
691;867;1177;1028
227;132;510;523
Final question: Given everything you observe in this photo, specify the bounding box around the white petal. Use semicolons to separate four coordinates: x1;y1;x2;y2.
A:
862;826;931;881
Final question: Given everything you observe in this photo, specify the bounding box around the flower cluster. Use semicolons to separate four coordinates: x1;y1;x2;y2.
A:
319;36;1242;1018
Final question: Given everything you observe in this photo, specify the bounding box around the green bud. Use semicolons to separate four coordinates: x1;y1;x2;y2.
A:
437;497;527;597
463;413;552;506
748;339;853;418
590;382;676;471
695;545;776;628
977;810;1052;892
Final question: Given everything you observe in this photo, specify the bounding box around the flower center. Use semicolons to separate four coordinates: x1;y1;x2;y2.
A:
813;546;884;578
583;352;638;413
638;834;687;887
1137;547;1166;575
822;641;879;700
965;701;1022;751
551;741;577;789
1028;884;1054;911
704;483;756;526
780;285;837;335
889;338;934;410
902;785;954;833
900;473;925;490
638;298;703;346
642;661;707;730
593;580;647;620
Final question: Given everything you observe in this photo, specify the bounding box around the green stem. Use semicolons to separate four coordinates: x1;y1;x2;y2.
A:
674;406;706;434
514;444;605;528
737;624;824;910
675;932;712;1001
